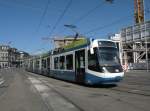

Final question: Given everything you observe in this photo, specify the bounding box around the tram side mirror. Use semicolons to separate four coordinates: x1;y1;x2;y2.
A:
90;47;94;54
90;38;94;54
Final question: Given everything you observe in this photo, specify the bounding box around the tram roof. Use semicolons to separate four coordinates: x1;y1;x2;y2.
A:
41;51;51;58
29;38;115;58
53;38;90;55
30;51;51;59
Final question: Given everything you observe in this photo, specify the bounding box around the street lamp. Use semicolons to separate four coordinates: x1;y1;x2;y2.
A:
105;0;114;3
64;24;77;29
64;24;79;39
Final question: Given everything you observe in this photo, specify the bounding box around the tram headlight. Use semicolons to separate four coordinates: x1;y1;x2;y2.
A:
115;69;119;72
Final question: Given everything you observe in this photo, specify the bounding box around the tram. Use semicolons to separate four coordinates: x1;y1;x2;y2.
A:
25;38;124;85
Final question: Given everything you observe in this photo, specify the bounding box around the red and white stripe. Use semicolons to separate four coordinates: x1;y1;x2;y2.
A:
122;64;128;72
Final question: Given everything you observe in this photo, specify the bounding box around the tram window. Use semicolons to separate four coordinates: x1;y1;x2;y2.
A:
30;61;32;67
88;49;101;72
80;56;85;68
66;54;73;70
54;57;59;69
36;60;39;68
42;59;47;68
59;56;65;69
47;57;50;68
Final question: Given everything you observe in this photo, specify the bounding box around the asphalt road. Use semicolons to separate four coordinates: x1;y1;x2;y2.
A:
0;68;150;111
0;68;50;111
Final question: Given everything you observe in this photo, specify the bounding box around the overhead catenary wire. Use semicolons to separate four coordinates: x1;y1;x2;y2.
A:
72;0;114;25
0;0;42;11
48;0;72;37
84;9;150;36
36;0;50;31
83;15;132;35
36;0;51;32
72;1;106;24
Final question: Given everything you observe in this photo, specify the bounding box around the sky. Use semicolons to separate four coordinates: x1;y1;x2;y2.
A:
0;0;150;54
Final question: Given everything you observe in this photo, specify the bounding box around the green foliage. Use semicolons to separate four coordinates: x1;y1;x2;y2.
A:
41;51;50;58
63;38;88;49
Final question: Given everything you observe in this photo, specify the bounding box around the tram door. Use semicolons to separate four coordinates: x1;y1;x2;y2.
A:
47;57;50;75
75;49;85;84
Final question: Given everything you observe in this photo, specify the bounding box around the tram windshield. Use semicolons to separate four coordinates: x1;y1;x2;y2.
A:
88;47;122;73
98;47;120;66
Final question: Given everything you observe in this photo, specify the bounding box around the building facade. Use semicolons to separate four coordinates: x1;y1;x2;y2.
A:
0;45;30;68
0;45;10;68
17;51;30;67
53;36;86;48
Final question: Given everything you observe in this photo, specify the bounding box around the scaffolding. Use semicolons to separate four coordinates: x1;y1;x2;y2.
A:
121;21;150;70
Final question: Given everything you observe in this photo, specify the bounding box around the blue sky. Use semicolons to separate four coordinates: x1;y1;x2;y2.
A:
0;0;150;54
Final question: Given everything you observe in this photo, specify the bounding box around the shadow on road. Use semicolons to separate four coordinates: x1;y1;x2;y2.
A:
84;84;117;88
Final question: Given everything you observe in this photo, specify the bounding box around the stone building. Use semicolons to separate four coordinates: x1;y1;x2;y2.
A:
0;45;30;68
8;48;17;66
53;36;85;48
17;51;30;67
0;45;10;68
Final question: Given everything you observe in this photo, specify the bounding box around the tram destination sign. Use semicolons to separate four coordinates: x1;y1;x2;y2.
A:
98;41;116;47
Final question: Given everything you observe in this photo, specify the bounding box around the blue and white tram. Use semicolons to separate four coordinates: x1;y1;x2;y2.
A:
25;38;124;85
85;39;124;84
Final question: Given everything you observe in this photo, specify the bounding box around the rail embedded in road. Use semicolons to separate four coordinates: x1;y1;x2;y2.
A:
28;76;81;111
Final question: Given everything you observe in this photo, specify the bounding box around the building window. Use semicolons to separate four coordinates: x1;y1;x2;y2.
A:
54;57;59;69
66;54;73;70
59;56;65;69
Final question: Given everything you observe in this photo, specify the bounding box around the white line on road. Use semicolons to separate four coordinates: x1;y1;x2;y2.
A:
0;78;4;85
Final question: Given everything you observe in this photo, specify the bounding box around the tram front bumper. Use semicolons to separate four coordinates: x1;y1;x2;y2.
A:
85;73;123;85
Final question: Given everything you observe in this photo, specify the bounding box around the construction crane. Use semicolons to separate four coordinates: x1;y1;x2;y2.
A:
134;0;144;24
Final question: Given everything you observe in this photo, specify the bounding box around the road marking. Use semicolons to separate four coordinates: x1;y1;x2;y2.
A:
131;89;140;92
0;78;4;85
28;77;80;111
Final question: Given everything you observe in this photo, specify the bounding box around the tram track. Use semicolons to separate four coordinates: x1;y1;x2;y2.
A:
26;70;150;97
123;81;150;86
44;83;85;111
40;79;150;111
26;71;84;111
109;85;150;97
25;70;150;111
